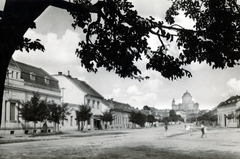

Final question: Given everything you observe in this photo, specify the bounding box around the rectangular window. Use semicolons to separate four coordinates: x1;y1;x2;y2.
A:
97;101;100;109
70;116;73;126
10;103;15;121
87;99;90;106
16;72;18;79
92;100;95;108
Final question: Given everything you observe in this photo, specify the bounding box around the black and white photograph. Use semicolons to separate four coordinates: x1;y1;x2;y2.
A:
0;0;240;158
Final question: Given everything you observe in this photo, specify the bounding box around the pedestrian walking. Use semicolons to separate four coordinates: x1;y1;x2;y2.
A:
200;124;205;138
165;123;168;131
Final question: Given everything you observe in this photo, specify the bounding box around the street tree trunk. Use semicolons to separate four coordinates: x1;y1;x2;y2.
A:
53;122;56;133
56;123;59;133
0;0;93;126
81;121;84;131
0;0;50;127
33;122;36;136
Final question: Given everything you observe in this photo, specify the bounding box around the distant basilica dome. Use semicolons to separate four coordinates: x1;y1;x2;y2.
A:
182;90;192;98
172;90;199;121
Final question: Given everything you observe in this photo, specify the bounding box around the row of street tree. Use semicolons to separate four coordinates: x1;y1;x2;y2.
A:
19;92;218;136
18;92;117;135
18;93;70;136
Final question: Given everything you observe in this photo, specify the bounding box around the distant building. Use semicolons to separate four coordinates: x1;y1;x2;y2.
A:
107;99;135;129
155;109;170;119
172;90;199;121
217;95;240;127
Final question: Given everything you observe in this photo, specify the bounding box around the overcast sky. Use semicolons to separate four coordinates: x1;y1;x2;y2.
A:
2;0;240;110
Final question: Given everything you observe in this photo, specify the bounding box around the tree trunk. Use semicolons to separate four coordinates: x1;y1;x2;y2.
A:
53;122;56;133
0;0;50;127
0;0;92;127
56;123;59;133
77;121;80;131
0;54;12;127
33;122;36;136
81;121;84;131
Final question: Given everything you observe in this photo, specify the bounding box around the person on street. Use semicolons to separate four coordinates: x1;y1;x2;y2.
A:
165;123;168;131
201;124;205;138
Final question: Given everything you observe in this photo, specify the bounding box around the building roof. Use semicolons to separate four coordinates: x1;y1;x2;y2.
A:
217;95;240;108
61;74;104;99
102;99;114;109
9;58;20;69
110;100;137;113
69;77;104;98
182;90;192;98
14;60;60;90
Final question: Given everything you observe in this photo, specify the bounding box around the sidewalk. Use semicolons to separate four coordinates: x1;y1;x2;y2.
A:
0;128;131;144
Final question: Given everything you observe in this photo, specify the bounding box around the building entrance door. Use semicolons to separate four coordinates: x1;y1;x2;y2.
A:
94;119;101;130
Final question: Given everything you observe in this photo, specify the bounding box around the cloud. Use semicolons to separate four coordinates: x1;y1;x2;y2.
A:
130;0;171;19
227;78;240;92
111;88;122;98
187;62;208;71
129;92;158;107
0;1;5;10
220;78;240;99
144;78;163;92
13;29;83;75
127;85;142;95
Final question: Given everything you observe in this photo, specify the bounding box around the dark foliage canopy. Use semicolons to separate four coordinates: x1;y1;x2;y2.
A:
197;111;217;122
101;110;115;122
47;101;70;124
18;93;48;123
143;105;151;111
129;111;146;127
18;93;70;124
66;0;240;81
165;0;240;70
162;116;171;123
146;114;156;124
1;0;240;84
75;104;92;122
168;109;183;122
224;112;235;119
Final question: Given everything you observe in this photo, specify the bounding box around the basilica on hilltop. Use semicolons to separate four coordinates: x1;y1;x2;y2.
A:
172;90;199;121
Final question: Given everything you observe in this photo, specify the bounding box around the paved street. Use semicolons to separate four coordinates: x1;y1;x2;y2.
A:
1;124;240;159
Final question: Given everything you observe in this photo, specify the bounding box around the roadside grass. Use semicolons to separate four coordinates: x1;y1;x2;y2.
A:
0;131;127;145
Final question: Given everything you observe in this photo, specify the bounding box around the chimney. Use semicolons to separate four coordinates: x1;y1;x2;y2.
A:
58;72;62;75
67;70;71;77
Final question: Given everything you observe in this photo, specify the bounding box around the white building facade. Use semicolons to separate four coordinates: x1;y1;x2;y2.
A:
1;59;61;135
217;95;240;128
53;72;110;131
